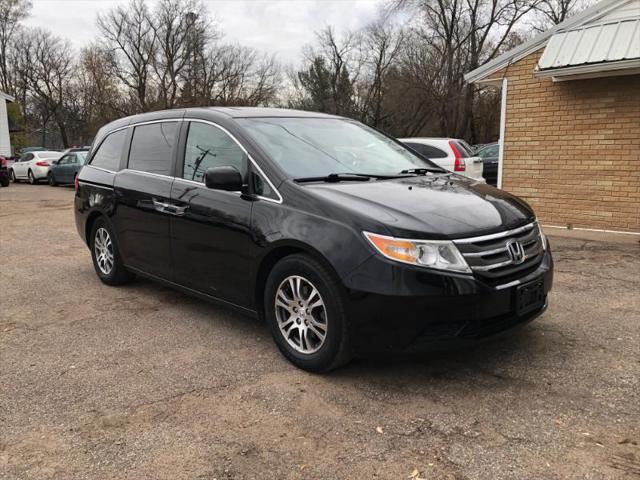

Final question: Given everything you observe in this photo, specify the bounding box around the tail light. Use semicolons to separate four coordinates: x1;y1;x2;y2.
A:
0;158;6;167
449;141;466;172
35;161;50;167
74;175;79;191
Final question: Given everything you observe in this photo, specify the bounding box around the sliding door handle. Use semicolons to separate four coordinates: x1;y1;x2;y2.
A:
152;199;171;213
153;199;188;216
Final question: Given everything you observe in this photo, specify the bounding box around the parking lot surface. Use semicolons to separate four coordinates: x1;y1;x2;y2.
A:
1;183;639;479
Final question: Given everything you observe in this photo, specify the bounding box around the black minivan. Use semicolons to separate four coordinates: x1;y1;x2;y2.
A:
75;107;553;371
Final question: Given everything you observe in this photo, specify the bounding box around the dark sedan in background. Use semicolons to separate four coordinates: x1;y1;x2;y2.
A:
0;156;10;187
48;148;89;185
477;142;499;186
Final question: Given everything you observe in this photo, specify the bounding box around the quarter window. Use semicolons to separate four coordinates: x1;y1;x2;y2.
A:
90;129;127;171
251;170;278;200
182;122;246;182
129;122;178;175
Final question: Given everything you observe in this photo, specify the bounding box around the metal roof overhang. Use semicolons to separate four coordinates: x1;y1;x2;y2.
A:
536;58;640;80
464;0;637;84
0;91;15;102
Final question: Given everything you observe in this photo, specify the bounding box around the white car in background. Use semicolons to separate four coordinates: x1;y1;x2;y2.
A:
399;137;484;182
9;151;61;184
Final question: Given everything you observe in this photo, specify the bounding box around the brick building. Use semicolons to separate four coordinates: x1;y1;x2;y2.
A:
466;0;640;234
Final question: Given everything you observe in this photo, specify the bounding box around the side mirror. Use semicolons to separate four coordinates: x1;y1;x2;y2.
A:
52;160;59;165
204;166;243;191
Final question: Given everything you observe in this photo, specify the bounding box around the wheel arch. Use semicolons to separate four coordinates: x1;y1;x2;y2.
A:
85;210;107;247
253;241;342;321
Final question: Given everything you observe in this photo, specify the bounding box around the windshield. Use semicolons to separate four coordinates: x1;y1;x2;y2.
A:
236;118;441;178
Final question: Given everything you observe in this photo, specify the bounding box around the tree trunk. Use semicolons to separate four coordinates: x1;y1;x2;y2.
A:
55;113;70;148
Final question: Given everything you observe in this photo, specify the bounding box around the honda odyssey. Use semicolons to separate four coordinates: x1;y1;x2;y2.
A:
74;108;553;372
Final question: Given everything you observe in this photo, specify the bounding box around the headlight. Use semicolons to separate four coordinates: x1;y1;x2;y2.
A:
363;232;471;273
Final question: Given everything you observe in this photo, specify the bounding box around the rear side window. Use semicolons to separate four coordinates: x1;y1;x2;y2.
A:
182;122;246;182
404;142;448;159
128;122;178;175
91;130;127;171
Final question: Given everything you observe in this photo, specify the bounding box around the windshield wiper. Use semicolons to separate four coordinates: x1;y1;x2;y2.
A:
400;167;448;175
294;173;401;183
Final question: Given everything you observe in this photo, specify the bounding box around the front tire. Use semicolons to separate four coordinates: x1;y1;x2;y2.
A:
90;217;134;285
264;254;352;372
10;169;17;182
48;172;57;186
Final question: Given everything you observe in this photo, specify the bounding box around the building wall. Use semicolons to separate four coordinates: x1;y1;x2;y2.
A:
0;97;11;157
489;48;640;233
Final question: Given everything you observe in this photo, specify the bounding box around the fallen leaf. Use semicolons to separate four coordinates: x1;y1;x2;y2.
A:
408;468;419;478
376;426;384;434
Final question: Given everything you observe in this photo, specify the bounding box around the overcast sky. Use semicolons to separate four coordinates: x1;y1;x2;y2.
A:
23;0;388;66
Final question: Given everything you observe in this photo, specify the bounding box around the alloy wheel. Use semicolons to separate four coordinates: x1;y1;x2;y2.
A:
28;171;35;184
94;227;115;275
274;275;328;354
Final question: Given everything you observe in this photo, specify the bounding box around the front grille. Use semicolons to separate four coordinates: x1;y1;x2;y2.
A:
454;222;544;283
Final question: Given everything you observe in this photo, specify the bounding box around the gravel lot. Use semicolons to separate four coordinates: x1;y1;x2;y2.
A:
1;183;639;479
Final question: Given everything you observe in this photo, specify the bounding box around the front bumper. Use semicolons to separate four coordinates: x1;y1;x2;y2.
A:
344;248;553;354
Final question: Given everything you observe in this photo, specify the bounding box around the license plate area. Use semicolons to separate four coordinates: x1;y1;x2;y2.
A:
516;279;545;315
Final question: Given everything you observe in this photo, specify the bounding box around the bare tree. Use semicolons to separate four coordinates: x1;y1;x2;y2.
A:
201;44;280;106
151;0;212;108
293;27;362;115
393;0;538;141
0;0;32;94
97;0;156;111
74;45;128;139
15;28;74;147
357;20;405;127
531;0;590;31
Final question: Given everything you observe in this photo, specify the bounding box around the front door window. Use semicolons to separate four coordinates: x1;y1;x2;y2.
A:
182;122;246;182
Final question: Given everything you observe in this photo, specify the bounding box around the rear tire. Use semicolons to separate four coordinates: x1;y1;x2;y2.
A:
90;217;134;286
28;170;37;185
0;176;8;187
264;254;352;372
48;172;57;186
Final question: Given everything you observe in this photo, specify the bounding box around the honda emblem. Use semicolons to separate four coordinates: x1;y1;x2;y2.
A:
505;239;525;264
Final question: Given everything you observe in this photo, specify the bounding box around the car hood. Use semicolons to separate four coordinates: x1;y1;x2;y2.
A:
305;174;535;239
